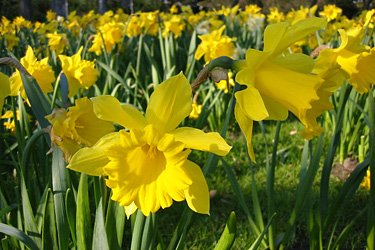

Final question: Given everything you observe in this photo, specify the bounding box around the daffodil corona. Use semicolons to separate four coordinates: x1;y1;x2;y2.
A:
68;73;231;217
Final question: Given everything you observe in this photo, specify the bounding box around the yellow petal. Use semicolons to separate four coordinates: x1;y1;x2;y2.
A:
171;127;231;156
261;94;288;121
234;104;255;162
145;72;192;133
67;132;119;176
0;72;10;112
271;53;314;74
235;85;269;121
124;202;138;219
91;95;147;129
264;17;327;56
183;160;210;214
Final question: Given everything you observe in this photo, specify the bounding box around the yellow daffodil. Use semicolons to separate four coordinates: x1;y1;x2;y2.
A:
10;46;56;103
59;47;98;97
288;5;318;25
68;73;231;217
1;110;20;134
216;71;235;93
244;4;262;15
195;25;236;64
313;10;375;93
45;97;115;162
46;32;69;54
361;169;370;190
162;15;186;38
267;7;285;24
0;72;10;112
46;10;56;22
319;5;342;22
189;102;202;119
12;16;32;29
170;5;179;14
3;33;19;50
140;11;159;36
126;16;142;37
234;17;333;161
89;21;125;55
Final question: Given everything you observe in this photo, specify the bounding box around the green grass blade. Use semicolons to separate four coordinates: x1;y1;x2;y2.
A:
65;188;77;245
52;146;69;250
96;60;132;91
76;173;92;250
105;198;126;250
213;211;236;250
367;89;375;250
92;197;109;250
141;213;157;250
281;134;324;248
42;189;58;250
131;210;146;250
0;223;40;250
19;72;51;130
19;169;42;249
249;213;276;250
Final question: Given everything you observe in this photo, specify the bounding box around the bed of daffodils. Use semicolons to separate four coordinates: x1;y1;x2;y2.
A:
0;3;374;249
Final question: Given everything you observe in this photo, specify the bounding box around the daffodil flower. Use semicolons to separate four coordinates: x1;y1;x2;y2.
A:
319;5;342;22
195;25;236;64
68;73;231;217
313;10;375;94
45;97;115;162
9;46;56;104
59;47;98;97
1;110;20;134
189;102;202;119
234;17;333;161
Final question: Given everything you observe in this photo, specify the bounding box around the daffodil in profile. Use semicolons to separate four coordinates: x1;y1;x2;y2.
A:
68;73;231;217
9;46;56;104
46;32;69;54
59;46;98;97
234;17;333;161
45;97;115;162
313;10;375;93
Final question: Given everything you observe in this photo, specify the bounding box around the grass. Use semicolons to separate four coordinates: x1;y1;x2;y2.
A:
156;117;369;249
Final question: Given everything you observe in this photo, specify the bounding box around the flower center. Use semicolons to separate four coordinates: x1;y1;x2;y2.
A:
142;144;159;159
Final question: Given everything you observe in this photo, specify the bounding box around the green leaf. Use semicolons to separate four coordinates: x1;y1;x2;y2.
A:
249;214;276;250
42;189;58;250
92;198;109;250
0;223;40;250
105;198;125;250
76;174;92;250
19;72;51;129
20;170;42;249
96;60;132;91
52;146;69;250
214;212;236;250
65;188;77;245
